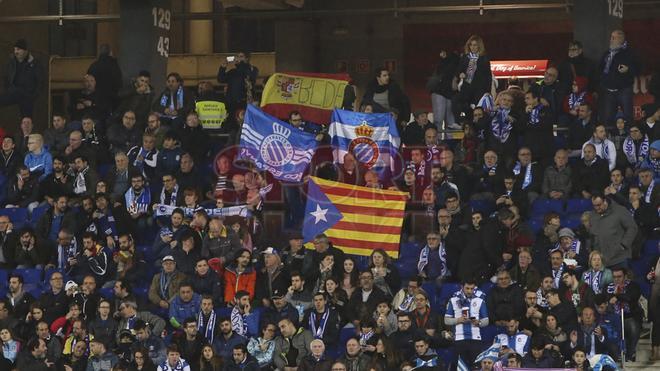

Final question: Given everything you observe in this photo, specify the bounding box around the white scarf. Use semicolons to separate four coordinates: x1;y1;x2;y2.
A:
622;134;649;166
160;184;179;206
73;167;88;195
417;243;447;277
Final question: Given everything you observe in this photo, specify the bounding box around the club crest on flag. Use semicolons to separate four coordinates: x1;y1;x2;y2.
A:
349;121;379;168
260;123;294;167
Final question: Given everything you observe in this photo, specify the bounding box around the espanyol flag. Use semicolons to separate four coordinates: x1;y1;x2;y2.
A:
239;105;317;182
329;109;400;179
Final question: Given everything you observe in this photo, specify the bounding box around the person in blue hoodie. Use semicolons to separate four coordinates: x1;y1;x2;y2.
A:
24;133;52;181
169;282;201;330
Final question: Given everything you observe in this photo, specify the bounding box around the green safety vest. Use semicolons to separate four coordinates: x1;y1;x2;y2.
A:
196;100;227;129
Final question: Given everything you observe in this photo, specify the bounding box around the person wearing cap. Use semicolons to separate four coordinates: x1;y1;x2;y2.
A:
0;39;44;117
86;337;119;370
148;255;187;313
551;227;587;270
262;287;300;328
282;231;306;273
116;299;165;344
256;247;290;307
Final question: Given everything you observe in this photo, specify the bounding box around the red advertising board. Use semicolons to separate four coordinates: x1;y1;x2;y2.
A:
490;60;549;79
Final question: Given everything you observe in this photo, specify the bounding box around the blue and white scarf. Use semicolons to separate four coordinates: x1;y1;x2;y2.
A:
198;309;216;342
491;108;513;143
231;306;248;336
643;180;655;204
159;359;190;371
159;271;174;300
415;356;439;368
568;92;586;111
588;138;611;161
359;330;374;346
417;243;447;277
160;185;179;206
604;41;627;74
397;293;415;313
125;187;151;214
57;240;78;271
623;135;649;166
606;280;632;315
154;204;251;218
582;269;604;294
528;104;544;126
551;239;581;257
551;264;565;289
309;309;330;339
465;52;479;83
513;161;533;190
478;93;495;113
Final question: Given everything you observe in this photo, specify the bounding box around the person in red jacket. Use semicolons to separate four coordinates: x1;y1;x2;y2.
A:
223;249;256;305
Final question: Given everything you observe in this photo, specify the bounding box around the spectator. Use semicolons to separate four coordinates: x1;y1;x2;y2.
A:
153;72;192;127
217;51;258;116
509;247;541;292
488;270;525;326
557;40;598;95
127;133;159;182
560;269;594;314
521;90;554;167
454;35;492;118
0;39;44;116
567;103;596;157
107;110;142;154
116;300;165;344
477;92;519;167
572;144;609;199
246;322;277;369
568;307;607;358
224;343;258;371
552;228;587;270
338;337;371;371
561;77;594;124
15;338;53;371
298;339;333;371
39;156;73;203
198;344;222;371
493;318;529;356
71;155;98;199
521;338;556;368
542;149;572;200
589;193;638;269
583;124;617;171
445;278;489;366
606;267;642;361
410;335;444;371
401;112;434;146
213;316;247;361
429;50;460;130
11;228;45;269
174;317;207;370
0;136;20;177
169;283;201;330
598;30;641;125
87;44;122;111
580;250;613;295
132;319;167;366
148;256;186;313
118;70;154;124
362;67;411;129
43;113;70;155
24;133;53;182
222;249;256;305
176;111;209;165
545;289;578;332
87;338;119;370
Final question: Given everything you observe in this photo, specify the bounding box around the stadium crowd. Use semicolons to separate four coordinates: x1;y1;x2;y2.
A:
0;29;658;371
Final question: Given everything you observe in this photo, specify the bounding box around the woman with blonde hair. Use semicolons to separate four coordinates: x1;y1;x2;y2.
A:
580;250;613;294
454;35;492;117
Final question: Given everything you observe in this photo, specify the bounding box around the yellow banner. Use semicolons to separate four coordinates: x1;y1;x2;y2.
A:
260;73;349;122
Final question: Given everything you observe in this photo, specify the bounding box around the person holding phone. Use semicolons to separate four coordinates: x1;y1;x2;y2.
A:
598;29;641;126
217;51;258;117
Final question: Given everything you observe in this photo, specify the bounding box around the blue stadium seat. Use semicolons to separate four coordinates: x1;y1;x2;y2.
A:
28;286;43;299
399;242;422;261
0;269;8;289
479;281;495;297
100;287;115;300
339;327;357;349
566;198;592;215
529;218;544;234
132;285;149;300
30;204;50;226
481;325;499;343
436;347;457;368
643;240;659;258
395;260;417;281
0;208;29;229
531;199;564;216
438;283;461;306
561;216;581;230
12;268;42;285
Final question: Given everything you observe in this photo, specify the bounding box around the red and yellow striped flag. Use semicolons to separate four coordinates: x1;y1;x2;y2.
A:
302;176;408;257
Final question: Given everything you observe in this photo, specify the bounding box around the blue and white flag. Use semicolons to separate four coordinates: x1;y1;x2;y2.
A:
329;109;400;178
456;356;470;371
475;344;500;363
240;105;317;182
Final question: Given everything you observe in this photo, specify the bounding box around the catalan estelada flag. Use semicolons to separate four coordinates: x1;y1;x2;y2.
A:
302;176;408;258
261;72;350;124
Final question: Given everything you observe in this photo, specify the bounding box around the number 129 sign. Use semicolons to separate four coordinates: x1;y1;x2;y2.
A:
152;7;171;57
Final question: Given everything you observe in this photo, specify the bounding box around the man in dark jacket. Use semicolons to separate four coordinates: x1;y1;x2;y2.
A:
0;39;44;116
598;30;642;125
15;338;54;371
87;44;122;110
487;270;526;325
298;339;333;371
572;144;610;199
557;40;599;94
217;51;258;116
362;68;411;129
117;70;154;124
521;339;558;368
530;67;563;120
225;343;259;371
35;195;77;248
589;194;638;268
430;50;460;130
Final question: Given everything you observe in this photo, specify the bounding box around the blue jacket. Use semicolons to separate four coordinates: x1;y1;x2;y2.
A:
24;149;53;181
169;293;202;328
212;332;247;360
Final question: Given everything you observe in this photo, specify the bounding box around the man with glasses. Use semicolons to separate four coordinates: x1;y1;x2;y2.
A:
392;276;423;313
40;271;68;323
116;300;165;344
445;278;489;366
347;270;388;327
638;168;659;206
174;317;207;370
416;232;449;284
557;40;598;96
589;193;637;269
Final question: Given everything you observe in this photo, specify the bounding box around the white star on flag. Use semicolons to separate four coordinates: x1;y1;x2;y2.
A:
310;204;328;224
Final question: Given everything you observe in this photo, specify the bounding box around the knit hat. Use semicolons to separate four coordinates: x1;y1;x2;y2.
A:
651;140;660;152
558;228;575;239
14;39;27;50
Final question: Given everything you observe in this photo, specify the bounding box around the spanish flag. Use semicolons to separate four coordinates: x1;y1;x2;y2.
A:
261;72;350;124
302;176;408;258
